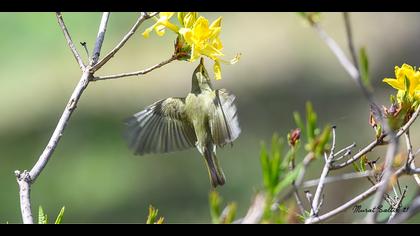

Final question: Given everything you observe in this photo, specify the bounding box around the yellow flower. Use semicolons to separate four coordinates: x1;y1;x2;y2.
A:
383;64;420;100
142;12;180;38
178;12;198;28
179;16;239;80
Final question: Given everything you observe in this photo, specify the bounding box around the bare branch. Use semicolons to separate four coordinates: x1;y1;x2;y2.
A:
306;167;407;224
92;56;176;81
312;23;359;84
404;131;420;186
15;12;111;224
91;12;110;66
388;195;420;224
367;132;399;223
387;185;408;223
241;193;266;224
308;127;336;218
303;171;374;188
92;12;148;72
331;105;420;170
15;171;33;224
343;13;359;71
56;12;85;71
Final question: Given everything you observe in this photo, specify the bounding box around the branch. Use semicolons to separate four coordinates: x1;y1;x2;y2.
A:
15;12;110;224
331;105;420;170
387;185;408;223
92;12;148;72
366;130;399;223
15;171;33;224
56;12;85;70
343;13;359;71
92;56;176;81
312;23;359;85
241;193;266;224
388;195;420;224
404;131;420;186
308;127;336;218
302;171;374;188
306;167;407;224
90;12;110;66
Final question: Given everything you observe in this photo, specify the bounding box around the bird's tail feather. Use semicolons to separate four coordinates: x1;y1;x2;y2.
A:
203;146;225;188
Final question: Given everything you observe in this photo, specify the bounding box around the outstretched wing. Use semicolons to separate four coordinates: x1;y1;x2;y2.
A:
124;97;197;155
209;89;241;146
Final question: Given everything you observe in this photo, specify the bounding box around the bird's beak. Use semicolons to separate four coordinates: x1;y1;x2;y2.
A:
198;57;205;73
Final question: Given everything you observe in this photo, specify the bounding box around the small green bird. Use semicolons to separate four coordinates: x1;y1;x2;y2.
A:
124;58;241;188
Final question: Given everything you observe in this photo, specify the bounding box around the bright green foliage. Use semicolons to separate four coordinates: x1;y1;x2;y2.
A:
146;205;164;224
209;190;237;224
38;206;47;224
293;101;331;157
38;206;65;224
359;47;372;91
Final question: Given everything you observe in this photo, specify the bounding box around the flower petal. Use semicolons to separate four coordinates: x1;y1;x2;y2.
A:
383;78;405;90
214;60;222;80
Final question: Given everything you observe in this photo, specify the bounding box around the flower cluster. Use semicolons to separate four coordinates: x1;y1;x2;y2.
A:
142;12;239;80
383;64;420;103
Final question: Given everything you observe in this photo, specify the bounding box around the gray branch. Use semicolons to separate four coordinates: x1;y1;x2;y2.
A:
92;56;176;81
303;171;374;188
90;12;110;66
56;12;86;70
92;13;147;72
388;195;420;224
308;127;336;219
15;12;110;224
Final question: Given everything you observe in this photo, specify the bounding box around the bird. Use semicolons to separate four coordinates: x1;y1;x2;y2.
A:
124;58;241;188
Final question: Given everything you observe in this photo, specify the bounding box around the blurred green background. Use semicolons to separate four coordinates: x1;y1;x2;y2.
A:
1;12;420;223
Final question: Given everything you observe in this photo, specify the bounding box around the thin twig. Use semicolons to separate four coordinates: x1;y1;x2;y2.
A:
334;143;356;161
290;152;306;216
312;23;359;85
404;131;420;186
308;127;336;218
303;171;374;188
306;167;407;224
56;12;85;70
367;132;399;223
388;195;420;224
343;13;359;71
92;12;147;72
331;105;420;170
92;56;176;81
15;12;110;224
387;185;408;223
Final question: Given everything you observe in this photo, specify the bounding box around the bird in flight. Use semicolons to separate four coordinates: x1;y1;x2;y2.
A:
124;58;241;188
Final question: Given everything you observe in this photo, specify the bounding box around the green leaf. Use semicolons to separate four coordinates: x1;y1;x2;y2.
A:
209;191;222;224
260;142;272;191
293;111;305;134
270;135;283;185
359;47;371;90
306;102;317;142
315;125;332;156
274;163;302;195
38;206;47;224
221;203;237;224
352;162;361;172
54;206;65;224
146;205;164;224
360;155;367;172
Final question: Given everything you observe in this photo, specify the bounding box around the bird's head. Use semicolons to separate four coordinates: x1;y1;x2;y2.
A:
191;58;213;94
